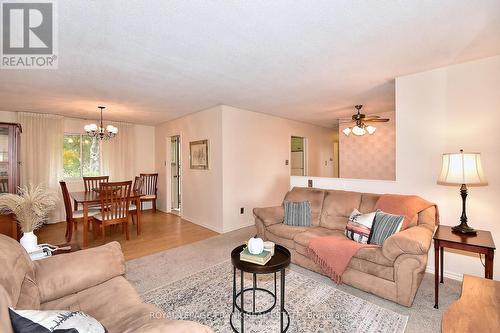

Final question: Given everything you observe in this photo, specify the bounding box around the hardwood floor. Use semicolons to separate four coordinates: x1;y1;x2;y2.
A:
36;210;219;260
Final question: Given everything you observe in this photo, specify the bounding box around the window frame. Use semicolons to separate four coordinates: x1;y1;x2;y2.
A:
63;133;101;180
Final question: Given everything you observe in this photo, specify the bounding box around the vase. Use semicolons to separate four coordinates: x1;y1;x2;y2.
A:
20;231;38;253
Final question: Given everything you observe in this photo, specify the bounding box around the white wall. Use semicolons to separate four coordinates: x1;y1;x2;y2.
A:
155;106;223;232
155;104;335;233
339;111;396;180
292;55;500;281
0;111;17;123
221;105;335;232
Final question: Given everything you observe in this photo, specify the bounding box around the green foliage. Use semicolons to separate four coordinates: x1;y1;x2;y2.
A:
63;135;100;177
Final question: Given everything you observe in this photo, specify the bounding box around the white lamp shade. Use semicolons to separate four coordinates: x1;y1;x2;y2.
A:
366;125;376;134
342;127;351;136
352;126;366;136
438;151;487;186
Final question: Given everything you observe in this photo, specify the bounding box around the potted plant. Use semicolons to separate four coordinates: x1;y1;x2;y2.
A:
0;184;59;252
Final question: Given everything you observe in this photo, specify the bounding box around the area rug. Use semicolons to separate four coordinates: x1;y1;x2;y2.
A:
141;261;408;333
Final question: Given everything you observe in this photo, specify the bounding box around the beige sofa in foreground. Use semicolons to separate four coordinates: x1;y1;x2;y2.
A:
0;235;212;333
254;187;436;307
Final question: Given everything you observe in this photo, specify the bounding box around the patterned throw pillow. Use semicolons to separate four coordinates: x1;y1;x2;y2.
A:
283;201;311;227
344;209;376;244
369;210;404;245
9;308;105;333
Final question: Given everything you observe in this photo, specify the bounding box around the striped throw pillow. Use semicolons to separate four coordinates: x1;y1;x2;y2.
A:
344;209;376;244
369;210;404;245
283;201;311;227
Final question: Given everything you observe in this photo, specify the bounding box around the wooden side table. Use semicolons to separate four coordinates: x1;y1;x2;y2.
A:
433;225;496;309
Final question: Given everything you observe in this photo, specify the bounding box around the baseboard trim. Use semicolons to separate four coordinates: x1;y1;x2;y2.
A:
222;221;255;233
425;266;463;281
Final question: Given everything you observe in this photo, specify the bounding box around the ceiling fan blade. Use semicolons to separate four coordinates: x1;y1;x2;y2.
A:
364;118;390;122
363;115;380;119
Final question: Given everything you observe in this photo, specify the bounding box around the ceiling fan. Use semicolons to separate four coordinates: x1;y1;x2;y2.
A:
341;105;390;136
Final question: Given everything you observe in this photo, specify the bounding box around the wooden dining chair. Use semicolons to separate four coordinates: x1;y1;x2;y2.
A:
129;176;143;232
60;181;99;242
139;173;158;211
76;175;109;211
83;176;109;192
92;181;132;241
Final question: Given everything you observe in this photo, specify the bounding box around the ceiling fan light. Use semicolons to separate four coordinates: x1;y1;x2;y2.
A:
342;127;351;136
366;125;376;134
352;126;366;136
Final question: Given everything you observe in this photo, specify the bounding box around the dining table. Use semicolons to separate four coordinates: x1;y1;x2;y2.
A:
69;190;143;248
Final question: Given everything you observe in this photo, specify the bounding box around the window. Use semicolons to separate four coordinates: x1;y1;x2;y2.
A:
63;134;100;178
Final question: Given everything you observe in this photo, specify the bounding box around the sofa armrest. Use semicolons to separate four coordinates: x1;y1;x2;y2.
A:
34;241;125;303
253;206;284;227
382;225;434;261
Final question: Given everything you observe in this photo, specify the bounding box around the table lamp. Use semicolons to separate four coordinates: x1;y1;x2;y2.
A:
437;149;487;234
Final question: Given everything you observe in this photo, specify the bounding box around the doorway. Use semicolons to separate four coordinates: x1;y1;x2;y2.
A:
171;135;181;214
290;136;306;176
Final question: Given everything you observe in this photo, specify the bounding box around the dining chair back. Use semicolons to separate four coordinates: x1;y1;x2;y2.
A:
60;180;99;242
133;176;143;193
60;180;74;221
83;176;109;192
96;181;132;240
139;173;158;211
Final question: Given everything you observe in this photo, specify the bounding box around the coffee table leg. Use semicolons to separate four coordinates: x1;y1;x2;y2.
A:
434;240;439;309
240;270;244;333
280;269;285;332
253;273;256;313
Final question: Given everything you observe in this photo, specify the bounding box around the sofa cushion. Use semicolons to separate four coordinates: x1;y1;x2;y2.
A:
293;227;344;247
267;224;309;240
264;230;296;250
320;190;362;230
284;187;325;226
353;247;394;267
292;227;393;267
35;241;126;303
348;257;394;281
253;206;284;226
0;235;38;309
359;193;381;213
41;277;210;333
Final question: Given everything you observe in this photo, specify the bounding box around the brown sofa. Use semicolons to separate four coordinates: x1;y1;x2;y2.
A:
0;235;212;333
254;187;436;307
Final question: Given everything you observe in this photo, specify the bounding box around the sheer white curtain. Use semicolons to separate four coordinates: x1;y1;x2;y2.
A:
101;122;136;181
18;112;64;223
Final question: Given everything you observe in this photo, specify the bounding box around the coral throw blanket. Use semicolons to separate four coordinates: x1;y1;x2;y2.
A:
374;194;439;230
308;194;439;284
308;236;377;284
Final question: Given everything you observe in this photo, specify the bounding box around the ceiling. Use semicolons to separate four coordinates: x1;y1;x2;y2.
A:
1;0;499;126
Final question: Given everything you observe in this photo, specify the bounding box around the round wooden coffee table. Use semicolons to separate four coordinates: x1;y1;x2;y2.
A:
230;244;291;333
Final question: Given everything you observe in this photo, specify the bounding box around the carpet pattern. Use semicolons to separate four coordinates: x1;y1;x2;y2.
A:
141;261;408;333
127;226;461;332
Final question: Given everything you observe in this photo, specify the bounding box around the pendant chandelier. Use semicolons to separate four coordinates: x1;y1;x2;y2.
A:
84;106;118;140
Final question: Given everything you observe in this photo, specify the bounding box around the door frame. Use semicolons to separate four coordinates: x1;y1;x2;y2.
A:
165;133;182;216
290;135;307;177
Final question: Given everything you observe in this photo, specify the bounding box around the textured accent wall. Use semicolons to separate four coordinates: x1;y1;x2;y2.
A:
339;111;395;180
